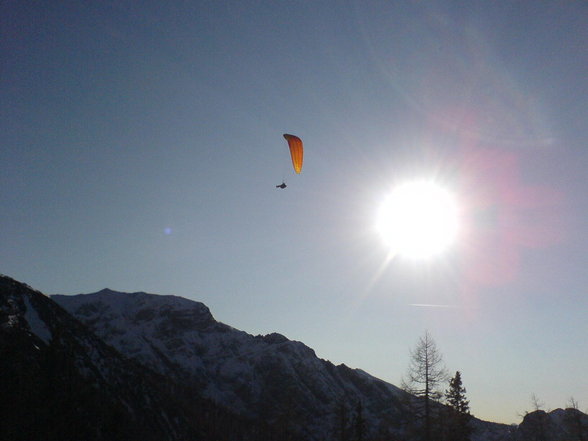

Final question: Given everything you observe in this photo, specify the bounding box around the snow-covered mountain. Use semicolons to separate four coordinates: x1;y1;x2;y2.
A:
52;288;410;440
0;275;277;441
52;287;513;441
4;274;585;441
0;275;203;441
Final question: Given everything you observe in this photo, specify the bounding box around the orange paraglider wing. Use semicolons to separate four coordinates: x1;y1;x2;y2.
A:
283;134;303;174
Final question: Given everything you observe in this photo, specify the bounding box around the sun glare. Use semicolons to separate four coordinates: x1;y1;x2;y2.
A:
376;181;459;259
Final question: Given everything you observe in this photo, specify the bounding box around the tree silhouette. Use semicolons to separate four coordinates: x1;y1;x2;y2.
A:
564;398;587;441
445;371;472;441
402;331;447;441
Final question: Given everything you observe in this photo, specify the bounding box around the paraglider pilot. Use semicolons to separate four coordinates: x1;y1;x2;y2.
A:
276;182;287;189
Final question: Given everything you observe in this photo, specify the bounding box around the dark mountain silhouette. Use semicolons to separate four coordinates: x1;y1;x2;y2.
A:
0;275;278;441
51;286;515;441
2;274;586;441
51;287;411;440
514;408;588;441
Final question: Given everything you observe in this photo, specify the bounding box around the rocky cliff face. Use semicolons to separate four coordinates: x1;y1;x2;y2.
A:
514;408;588;441
0;275;205;441
0;275;280;441
53;288;513;441
6;274;583;441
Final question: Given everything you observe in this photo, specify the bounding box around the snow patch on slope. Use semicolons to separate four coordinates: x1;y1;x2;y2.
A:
23;294;52;344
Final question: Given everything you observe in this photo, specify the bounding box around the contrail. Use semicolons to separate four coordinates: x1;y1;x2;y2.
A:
409;303;459;308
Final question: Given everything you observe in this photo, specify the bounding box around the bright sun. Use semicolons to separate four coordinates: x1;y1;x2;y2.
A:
376;181;459;259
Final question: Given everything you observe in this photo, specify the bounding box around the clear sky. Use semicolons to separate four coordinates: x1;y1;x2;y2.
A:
2;0;587;424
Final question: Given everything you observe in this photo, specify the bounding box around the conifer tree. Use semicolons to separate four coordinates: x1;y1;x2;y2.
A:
445;371;472;441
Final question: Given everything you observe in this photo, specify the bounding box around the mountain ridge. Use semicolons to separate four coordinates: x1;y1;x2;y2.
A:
3;274;586;441
1;274;287;441
52;286;504;441
0;275;204;441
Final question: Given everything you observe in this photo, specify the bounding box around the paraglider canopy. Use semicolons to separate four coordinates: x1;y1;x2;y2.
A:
283;134;303;174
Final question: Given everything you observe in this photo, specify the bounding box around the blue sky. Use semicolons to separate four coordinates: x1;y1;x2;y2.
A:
2;1;587;424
